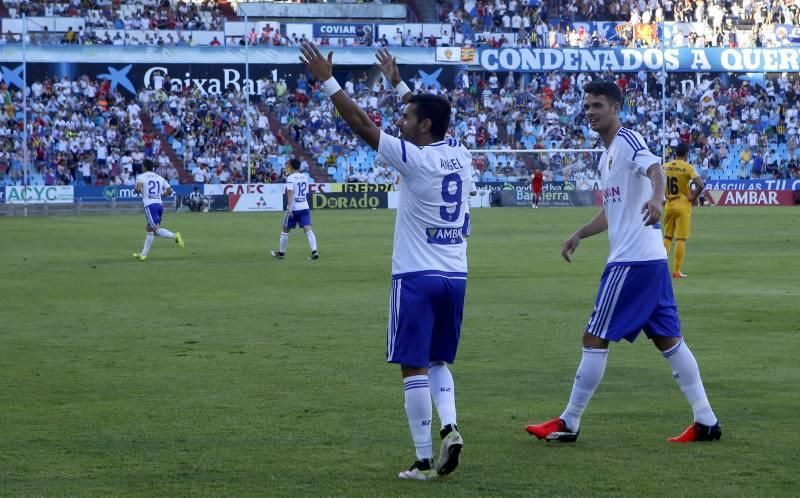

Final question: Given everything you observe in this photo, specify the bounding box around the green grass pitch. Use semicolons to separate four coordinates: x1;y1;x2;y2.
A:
1;207;798;497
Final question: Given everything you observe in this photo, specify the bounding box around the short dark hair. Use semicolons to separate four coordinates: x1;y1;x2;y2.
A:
676;142;690;157
584;80;623;105
409;94;451;141
288;158;301;170
143;158;155;171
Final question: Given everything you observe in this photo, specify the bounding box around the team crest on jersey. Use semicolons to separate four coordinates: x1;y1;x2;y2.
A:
426;227;464;245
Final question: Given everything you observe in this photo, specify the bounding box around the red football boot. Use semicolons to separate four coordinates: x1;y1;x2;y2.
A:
668;422;722;442
526;417;579;442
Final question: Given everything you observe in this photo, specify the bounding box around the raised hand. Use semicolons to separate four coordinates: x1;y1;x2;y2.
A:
299;41;333;82
375;48;402;86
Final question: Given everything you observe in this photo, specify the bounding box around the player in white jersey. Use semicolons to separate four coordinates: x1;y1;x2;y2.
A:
270;158;319;260
526;81;721;444
301;43;466;480
133;159;184;261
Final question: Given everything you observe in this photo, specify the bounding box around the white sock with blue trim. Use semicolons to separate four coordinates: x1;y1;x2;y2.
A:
156;228;175;239
663;339;717;426
279;232;289;253
306;231;317;252
403;375;433;460
560;347;608;431
429;363;457;428
141;233;154;256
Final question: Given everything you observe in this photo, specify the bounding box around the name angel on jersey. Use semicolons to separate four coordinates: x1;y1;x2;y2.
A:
426;226;464;245
440;157;465;171
602;185;622;205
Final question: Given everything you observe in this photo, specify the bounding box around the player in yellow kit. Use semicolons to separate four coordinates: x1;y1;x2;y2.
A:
663;143;704;278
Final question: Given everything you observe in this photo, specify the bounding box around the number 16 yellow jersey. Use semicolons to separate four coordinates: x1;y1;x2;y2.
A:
663;159;699;207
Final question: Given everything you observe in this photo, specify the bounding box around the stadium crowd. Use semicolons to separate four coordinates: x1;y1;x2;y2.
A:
267;68;800;184
140;75;303;185
0;72;307;187
434;0;800;49
0;75;155;187
4;66;799;188
4;0;224;31
2;0;800;186
2;0;798;49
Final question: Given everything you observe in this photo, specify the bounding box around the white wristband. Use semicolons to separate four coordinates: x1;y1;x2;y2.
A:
322;77;342;97
395;81;412;98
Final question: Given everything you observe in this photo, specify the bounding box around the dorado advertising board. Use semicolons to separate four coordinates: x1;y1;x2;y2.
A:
309;192;388;209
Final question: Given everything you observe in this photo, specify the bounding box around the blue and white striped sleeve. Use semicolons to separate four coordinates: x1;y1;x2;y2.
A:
378;131;419;177
618;128;659;176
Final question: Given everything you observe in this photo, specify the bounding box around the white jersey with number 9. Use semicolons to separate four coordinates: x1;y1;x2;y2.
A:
377;131;473;276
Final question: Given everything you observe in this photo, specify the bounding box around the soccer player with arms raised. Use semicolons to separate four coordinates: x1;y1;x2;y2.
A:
526;82;721;443
300;43;469;479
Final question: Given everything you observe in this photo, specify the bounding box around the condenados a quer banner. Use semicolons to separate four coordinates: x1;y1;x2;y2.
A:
479;47;800;73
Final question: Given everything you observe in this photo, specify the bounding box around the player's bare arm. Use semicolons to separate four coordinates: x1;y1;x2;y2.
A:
134;182;143;194
299;41;380;150
286;194;294;213
164;187;173;197
375;48;413;104
688;176;705;202
642;163;666;226
562;209;608;262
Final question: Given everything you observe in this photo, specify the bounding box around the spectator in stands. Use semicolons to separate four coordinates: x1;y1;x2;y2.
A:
193;161;210;184
752;148;765;178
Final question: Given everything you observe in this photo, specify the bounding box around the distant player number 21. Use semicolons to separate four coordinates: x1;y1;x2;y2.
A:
148;180;160;197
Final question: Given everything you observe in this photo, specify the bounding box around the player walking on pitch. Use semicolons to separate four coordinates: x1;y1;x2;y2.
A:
133;159;183;261
663;143;704;278
301;42;469;479
526;82;721;443
270;158;319;260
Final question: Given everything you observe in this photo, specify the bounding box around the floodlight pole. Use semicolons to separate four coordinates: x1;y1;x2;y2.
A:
245;12;252;185
22;14;29;216
661;21;667;165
